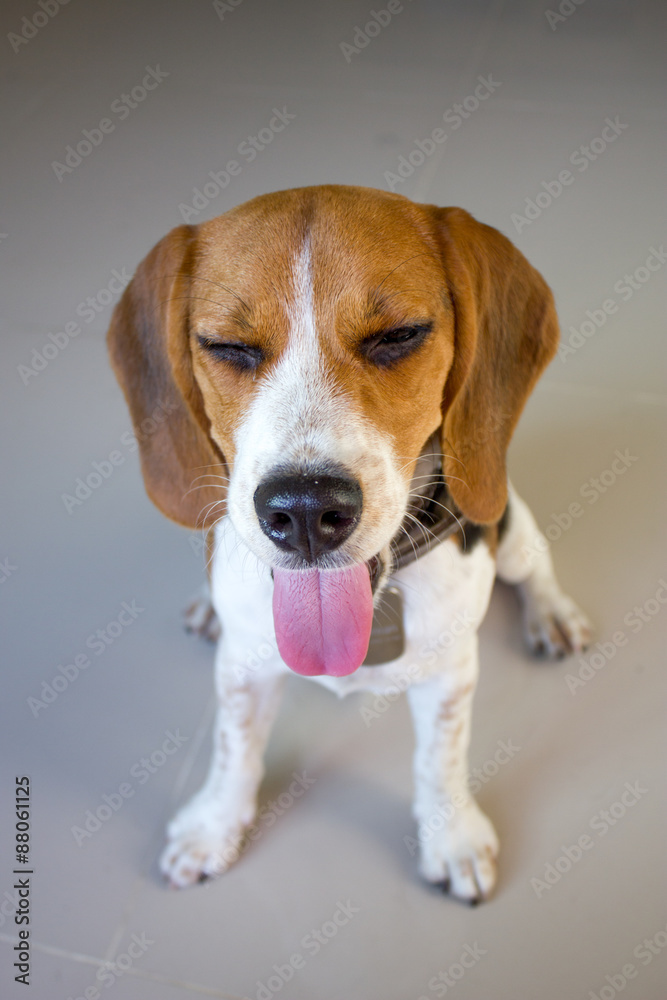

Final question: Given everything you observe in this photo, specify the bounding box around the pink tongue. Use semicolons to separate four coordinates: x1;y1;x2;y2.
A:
272;564;373;676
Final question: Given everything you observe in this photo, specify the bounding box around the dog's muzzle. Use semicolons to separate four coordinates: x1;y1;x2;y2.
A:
251;436;465;679
253;469;373;678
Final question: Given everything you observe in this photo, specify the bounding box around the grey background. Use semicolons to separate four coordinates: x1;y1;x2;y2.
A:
1;1;665;998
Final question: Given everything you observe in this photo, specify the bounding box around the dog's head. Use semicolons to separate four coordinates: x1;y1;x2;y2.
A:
108;185;558;677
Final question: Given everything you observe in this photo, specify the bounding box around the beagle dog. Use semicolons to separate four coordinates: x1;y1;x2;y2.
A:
107;185;591;902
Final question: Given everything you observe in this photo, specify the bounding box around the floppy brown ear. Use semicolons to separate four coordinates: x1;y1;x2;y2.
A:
107;224;226;528
433;207;560;524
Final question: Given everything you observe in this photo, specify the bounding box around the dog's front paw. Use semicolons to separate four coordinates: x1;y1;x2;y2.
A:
159;825;244;889
519;584;592;659
159;799;248;888
417;801;499;904
183;585;221;643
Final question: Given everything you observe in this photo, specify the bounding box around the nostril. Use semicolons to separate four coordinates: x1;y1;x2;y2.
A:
321;510;344;527
273;512;291;527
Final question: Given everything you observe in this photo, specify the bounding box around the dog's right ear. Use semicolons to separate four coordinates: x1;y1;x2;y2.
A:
107;225;226;529
431;207;560;524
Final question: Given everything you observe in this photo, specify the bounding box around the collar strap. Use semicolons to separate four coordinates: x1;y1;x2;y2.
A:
389;435;468;571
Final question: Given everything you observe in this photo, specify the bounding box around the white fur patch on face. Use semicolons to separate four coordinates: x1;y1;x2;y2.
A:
227;239;408;569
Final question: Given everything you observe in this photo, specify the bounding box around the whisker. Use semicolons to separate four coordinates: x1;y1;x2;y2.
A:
190;461;230;472
406;491;458;514
403;493;468;553
395;452;469;480
394;522;420;566
394;447;469;476
183;483;225;502
189;471;230;484
393;522;432;587
402;510;440;548
405;473;446;482
189;472;230;488
196;498;227;528
406;471;469;489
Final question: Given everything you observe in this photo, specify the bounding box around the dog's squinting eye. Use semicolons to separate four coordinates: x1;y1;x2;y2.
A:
362;323;432;367
197;336;264;372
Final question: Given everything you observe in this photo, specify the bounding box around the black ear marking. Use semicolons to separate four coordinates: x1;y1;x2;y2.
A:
497;500;511;543
459;500;510;556
459;521;484;554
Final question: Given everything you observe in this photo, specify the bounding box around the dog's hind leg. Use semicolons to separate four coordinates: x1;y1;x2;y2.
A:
183;528;222;642
183;581;221;643
496;483;592;658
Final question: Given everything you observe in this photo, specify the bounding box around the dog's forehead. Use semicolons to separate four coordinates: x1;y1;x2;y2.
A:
192;188;442;323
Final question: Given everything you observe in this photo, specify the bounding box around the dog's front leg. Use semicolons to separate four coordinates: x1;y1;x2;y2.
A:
407;638;498;903
159;664;285;889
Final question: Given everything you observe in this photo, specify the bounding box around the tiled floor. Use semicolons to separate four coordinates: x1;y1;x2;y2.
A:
1;1;665;997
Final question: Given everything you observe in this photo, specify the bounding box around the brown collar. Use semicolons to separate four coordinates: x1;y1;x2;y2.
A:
389;434;467;571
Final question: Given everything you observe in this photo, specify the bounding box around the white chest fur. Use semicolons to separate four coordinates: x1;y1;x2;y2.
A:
210;517;496;695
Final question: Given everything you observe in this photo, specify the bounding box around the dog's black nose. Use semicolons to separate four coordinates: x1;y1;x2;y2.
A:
254;472;362;562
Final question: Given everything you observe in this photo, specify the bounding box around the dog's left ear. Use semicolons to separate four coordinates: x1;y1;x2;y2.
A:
432;207;560;524
107;225;225;528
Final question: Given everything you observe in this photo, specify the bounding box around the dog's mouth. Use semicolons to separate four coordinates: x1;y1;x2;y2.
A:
367;553;383;594
272;554;384;677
